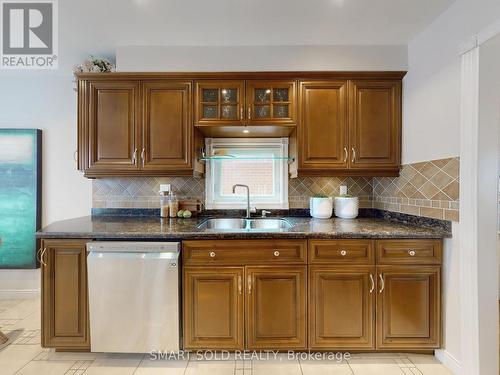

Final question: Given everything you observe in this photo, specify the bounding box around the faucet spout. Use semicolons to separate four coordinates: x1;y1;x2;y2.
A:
232;184;251;218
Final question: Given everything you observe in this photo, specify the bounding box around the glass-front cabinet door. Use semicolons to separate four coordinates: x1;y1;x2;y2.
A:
195;81;245;125
245;81;296;125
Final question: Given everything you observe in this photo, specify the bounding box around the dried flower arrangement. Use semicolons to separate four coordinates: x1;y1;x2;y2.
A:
73;55;115;75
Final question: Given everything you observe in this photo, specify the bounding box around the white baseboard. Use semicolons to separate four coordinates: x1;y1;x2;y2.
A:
435;349;461;374
0;289;40;299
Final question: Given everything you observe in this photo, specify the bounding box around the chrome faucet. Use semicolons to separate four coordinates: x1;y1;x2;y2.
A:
232;184;253;218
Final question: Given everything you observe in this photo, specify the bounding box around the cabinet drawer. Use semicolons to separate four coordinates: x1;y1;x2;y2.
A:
183;240;307;265
376;240;442;265
309;240;375;264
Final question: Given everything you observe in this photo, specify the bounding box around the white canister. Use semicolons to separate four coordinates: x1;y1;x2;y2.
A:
334;197;359;219
309;197;333;219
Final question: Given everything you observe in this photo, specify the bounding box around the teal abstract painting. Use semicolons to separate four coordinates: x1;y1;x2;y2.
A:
0;129;41;268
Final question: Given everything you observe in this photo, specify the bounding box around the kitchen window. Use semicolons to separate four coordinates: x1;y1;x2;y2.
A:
204;138;289;210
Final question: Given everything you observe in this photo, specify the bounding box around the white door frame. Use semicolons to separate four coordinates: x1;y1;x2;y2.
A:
459;20;500;375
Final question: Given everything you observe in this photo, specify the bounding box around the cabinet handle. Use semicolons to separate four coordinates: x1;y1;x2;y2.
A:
273;250;280;257
209;251;216;258
141;148;145;166
247;274;252;294
36;247;42;264
240;107;244;121
408;250;416;257
343;147;348;163
378;274;385;293
248;107;251;120
351;147;356;163
238;275;242;294
40;248;47;267
132;148;137;164
340;250;347;256
369;274;375;294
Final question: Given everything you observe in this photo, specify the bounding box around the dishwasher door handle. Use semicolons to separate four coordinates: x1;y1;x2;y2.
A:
88;251;178;260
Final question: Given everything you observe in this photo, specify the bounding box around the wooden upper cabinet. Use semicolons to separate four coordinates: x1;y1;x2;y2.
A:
298;81;348;171
309;266;375;349
183;267;244;350
246;81;296;125
349;80;401;170
41;239;89;350
87;81;140;172
194;81;245;126
377;266;441;349
142;81;192;171
246;266;306;350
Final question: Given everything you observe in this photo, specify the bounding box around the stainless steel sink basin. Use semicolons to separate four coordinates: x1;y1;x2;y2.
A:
248;219;292;230
198;218;247;230
198;218;292;231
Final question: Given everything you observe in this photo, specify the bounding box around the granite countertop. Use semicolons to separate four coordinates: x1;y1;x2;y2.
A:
36;215;451;240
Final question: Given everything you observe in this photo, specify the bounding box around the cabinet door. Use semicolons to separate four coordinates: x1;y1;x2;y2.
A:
246;81;296;125
87;81;140;172
377;266;441;349
41;240;89;349
309;266;375;349
142;81;192;171
349;80;401;170
183;267;244;350
194;81;245;125
246;266;306;349
298;81;348;171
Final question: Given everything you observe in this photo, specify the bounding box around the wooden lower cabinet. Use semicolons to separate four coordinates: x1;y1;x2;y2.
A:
309;266;375;350
41;239;90;349
246;267;307;350
38;238;441;352
376;266;441;349
183;267;244;350
183;265;307;350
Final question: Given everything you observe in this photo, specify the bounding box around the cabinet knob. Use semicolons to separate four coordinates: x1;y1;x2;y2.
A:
340;250;347;256
273;250;280;257
408;250;416;257
209;251;216;258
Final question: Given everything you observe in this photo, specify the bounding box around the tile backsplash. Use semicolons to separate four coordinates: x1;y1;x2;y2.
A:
92;177;373;210
373;157;459;221
288;177;373;209
92;157;460;222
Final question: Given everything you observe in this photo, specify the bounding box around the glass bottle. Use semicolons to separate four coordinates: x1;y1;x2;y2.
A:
159;184;172;218
160;192;171;218
169;189;179;218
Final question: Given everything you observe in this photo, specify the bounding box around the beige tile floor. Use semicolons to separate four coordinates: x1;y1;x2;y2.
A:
0;298;453;375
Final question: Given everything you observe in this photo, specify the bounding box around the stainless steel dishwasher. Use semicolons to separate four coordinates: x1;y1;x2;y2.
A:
87;242;180;353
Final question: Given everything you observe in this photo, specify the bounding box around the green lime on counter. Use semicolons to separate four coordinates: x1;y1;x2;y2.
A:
177;210;184;218
183;210;192;218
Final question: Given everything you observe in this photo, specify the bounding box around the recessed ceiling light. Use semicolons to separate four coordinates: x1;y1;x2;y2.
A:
242;129;250;134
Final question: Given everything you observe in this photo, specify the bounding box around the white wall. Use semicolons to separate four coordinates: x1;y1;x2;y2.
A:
117;45;407;72
0;270;40;298
403;0;500;164
477;31;500;375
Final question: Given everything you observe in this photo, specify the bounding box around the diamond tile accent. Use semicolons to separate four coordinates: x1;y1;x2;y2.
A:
373;157;459;222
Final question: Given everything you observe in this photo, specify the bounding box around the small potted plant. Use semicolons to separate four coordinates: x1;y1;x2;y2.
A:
309;194;333;219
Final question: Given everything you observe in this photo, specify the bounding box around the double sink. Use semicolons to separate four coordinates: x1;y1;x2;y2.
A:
198;218;292;231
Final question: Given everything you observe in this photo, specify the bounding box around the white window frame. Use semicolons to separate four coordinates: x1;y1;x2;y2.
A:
204;138;289;210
